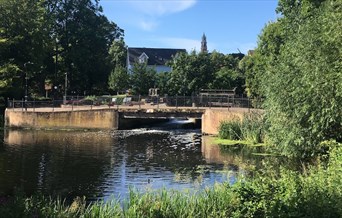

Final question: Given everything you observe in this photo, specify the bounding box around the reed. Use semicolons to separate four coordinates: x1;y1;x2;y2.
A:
218;112;266;144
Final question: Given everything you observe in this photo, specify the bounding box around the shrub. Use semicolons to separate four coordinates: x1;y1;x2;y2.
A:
240;112;266;144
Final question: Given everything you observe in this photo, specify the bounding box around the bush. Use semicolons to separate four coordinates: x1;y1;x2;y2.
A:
241;112;266;144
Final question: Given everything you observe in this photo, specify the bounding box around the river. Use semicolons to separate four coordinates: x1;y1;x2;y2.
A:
0;120;265;202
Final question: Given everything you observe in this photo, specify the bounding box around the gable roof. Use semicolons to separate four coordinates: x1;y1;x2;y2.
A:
128;47;186;66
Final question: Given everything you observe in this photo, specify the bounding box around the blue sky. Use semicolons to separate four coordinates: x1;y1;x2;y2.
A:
100;0;279;54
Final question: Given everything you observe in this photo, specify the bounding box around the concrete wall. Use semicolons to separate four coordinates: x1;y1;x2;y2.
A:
5;109;119;130
202;109;247;135
5;108;255;134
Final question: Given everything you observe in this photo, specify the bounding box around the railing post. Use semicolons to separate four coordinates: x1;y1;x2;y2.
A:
233;96;235;108
139;95;141;110
21;98;24;112
33;100;36;112
12;98;14;111
209;95;211;109
176;95;178;108
191;94;194;107
197;96;199;109
157;96;159;109
227;96;230;111
183;94;185;107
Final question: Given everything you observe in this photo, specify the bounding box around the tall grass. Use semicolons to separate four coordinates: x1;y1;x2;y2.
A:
219;112;266;144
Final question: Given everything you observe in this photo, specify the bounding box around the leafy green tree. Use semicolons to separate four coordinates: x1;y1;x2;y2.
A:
210;67;242;91
0;0;51;99
256;0;342;158
50;0;124;95
167;51;214;95
130;63;157;95
155;71;170;95
108;39;129;94
209;52;244;92
108;65;129;95
167;50;244;95
109;39;127;68
0;0;124;100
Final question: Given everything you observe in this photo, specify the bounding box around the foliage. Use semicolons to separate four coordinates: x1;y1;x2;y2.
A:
109;39;127;68
51;0;124;95
0;0;50;99
130;62;157;95
108;65;129;95
248;0;342;158
0;0;124;100
167;50;244;96
240;112;267;144
108;39;129;94
155;71;171;95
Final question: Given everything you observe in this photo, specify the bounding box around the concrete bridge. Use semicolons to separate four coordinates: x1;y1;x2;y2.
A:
4;104;258;135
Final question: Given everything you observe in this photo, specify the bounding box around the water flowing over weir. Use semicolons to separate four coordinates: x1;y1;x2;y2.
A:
0;119;267;202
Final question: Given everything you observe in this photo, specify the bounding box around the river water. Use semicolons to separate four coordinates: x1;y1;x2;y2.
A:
0;120;264;202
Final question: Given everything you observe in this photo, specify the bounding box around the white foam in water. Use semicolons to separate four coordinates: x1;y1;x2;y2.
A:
129;128;167;134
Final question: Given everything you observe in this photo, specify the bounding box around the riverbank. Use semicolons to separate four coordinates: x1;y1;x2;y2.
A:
1;142;341;217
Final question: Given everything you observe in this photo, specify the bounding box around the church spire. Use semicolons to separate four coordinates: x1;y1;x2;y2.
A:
201;33;208;53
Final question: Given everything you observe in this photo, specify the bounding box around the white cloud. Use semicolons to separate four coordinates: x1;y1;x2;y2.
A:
129;0;197;16
104;0;197;31
139;20;159;31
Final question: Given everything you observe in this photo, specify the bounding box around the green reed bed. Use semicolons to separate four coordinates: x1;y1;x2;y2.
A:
218;112;267;145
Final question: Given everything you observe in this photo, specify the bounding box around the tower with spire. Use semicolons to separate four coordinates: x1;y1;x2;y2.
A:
201;33;208;53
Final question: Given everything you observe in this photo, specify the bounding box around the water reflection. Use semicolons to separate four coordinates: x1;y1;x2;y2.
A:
1;127;264;202
2;130;114;200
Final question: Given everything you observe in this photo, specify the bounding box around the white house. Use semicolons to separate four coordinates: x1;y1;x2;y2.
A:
127;47;186;73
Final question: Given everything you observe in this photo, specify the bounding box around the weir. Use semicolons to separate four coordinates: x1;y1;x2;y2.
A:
4;107;254;135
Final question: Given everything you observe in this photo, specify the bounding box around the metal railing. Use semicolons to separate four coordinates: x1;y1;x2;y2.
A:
7;95;263;112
